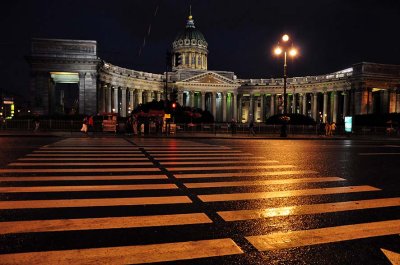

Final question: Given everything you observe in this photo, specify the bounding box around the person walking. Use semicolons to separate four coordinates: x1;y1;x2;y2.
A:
125;117;133;136
248;120;255;136
231;119;237;135
330;122;336;136
81;116;88;134
132;115;138;136
325;122;331;136
88;115;94;134
33;117;40;132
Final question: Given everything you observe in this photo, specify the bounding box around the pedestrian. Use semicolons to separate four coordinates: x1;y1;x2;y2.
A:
319;122;325;135
330;122;336;136
80;116;88;134
248;120;255;136
34;117;40;132
132;115;138;135
125;117;132;136
325;122;331;136
88;115;94;133
231;119;237;135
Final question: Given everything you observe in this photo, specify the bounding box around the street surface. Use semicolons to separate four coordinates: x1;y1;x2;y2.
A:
0;136;399;264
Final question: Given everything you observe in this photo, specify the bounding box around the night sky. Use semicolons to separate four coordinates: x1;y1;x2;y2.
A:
1;0;399;98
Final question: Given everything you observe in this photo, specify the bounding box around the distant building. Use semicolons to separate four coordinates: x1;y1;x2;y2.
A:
0;97;15;120
27;13;400;123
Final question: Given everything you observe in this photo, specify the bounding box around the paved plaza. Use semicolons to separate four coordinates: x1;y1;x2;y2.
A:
0;137;399;264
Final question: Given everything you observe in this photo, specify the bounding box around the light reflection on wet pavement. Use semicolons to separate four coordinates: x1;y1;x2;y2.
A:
0;137;399;264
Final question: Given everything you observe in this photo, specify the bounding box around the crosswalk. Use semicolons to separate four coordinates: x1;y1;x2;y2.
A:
0;137;399;264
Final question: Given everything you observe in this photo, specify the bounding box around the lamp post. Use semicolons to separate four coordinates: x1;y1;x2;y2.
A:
273;34;298;137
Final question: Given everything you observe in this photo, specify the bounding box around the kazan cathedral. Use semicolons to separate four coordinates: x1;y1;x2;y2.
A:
28;13;400;124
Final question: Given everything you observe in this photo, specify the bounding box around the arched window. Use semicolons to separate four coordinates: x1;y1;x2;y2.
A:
192;55;195;65
198;56;201;66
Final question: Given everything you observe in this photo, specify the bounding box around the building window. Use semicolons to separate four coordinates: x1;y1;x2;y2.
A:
198;56;201;66
192;55;195;65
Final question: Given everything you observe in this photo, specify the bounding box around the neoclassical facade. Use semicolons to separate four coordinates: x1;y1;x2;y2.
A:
28;14;400;123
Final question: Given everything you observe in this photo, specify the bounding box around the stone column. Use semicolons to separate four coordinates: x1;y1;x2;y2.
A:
78;72;97;115
389;89;397;113
146;90;152;103
233;92;238;121
222;92;227;122
343;90;348;116
381;90;389;113
78;73;85;114
120;88;127;117
156;91;161;102
292;93;297;114
396;90;400;113
137;89;143;105
299;94;303;115
333;91;338;123
49;78;56;115
113;87;119;114
189;91;195;108
270;94;275;116
260;94;264;122
248;93;254;121
323;91;328;123
239;95;243;122
354;90;362;115
211;92;217;120
97;81;102;114
101;83;106;113
361;88;371;114
106;84;112;113
201;91;206;110
312;92;318;121
302;93;307;115
129;89;134;110
178;91;184;106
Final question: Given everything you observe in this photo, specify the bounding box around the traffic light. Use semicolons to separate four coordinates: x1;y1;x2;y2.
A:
172;102;176;109
175;53;182;67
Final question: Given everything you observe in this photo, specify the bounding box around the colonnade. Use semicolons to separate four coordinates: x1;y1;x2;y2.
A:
98;83;162;117
97;84;400;123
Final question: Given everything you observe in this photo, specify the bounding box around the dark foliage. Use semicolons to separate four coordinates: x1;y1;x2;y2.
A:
265;114;316;125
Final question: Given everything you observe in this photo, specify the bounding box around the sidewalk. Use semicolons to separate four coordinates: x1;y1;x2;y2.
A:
1;129;399;141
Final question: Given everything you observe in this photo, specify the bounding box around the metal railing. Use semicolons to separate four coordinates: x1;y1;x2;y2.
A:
1;119;398;137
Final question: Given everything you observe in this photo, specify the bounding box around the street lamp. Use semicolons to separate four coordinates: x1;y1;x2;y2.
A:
273;34;298;137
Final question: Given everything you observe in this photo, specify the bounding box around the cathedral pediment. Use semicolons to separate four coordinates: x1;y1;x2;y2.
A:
180;72;236;85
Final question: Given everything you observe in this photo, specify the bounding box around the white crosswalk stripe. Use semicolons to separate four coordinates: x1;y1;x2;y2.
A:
0;137;398;264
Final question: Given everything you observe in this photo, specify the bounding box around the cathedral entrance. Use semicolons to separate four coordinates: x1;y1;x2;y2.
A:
50;72;79;115
54;83;79;115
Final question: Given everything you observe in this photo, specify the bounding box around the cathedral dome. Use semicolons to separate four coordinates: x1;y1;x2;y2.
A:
171;13;208;70
172;15;208;51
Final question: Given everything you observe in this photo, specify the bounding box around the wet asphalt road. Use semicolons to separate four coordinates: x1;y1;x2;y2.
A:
0;136;399;264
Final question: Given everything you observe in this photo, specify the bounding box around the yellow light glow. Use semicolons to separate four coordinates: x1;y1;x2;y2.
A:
372;88;384;92
274;47;282;55
261;206;294;218
289;48;298;57
282;34;289;42
49;72;78;75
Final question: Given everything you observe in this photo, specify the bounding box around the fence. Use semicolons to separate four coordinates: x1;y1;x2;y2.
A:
1;119;396;136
